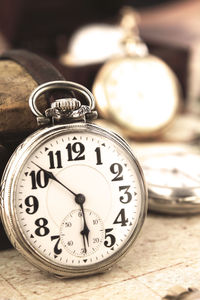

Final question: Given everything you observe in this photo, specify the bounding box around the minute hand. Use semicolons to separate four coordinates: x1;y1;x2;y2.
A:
31;161;77;197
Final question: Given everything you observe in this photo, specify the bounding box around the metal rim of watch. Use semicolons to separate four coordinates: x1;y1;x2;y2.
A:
148;187;200;215
0;122;147;277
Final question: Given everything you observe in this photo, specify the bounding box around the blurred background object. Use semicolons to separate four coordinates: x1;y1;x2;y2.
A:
0;32;9;54
92;7;181;139
0;1;184;88
0;144;12;250
1;0;198;109
163;286;200;300
0;0;200;232
0;0;173;56
139;0;200;112
138;146;200;215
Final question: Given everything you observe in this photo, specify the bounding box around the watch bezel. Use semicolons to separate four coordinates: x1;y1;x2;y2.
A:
0;122;147;277
148;187;200;214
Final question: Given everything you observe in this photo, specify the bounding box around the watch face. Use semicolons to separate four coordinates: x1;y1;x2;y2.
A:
143;151;200;189
2;123;146;276
93;55;180;138
141;147;200;214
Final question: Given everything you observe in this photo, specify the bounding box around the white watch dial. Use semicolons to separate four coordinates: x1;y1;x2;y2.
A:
143;152;200;188
93;55;180;137
12;125;145;270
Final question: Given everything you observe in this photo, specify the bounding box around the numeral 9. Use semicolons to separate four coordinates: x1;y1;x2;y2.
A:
25;195;39;214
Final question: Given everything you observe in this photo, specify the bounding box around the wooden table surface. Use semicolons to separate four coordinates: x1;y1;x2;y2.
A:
1;212;200;300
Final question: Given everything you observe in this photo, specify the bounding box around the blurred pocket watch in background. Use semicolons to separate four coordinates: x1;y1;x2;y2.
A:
130;113;200;215
93;7;181;139
60;7;181;140
135;143;200;215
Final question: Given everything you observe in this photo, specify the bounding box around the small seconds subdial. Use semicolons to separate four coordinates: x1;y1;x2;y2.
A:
60;209;104;257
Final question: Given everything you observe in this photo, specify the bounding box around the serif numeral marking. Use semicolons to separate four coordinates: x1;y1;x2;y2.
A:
110;163;123;181
29;170;49;189
66;142;85;161
51;235;62;255
25;195;39;214
113;209;128;227
119;185;132;203
95;147;103;165
104;228;116;248
35;218;50;236
48;150;62;169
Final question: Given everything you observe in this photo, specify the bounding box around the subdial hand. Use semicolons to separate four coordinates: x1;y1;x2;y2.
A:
81;232;87;255
80;206;90;247
75;194;90;251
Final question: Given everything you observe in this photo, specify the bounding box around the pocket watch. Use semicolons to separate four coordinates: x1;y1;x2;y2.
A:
0;81;147;278
92;7;181;139
139;144;200;214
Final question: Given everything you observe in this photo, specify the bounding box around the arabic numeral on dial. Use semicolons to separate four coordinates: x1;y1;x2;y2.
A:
81;248;86;254
29;170;49;189
119;186;132;203
104;228;116;248
93;238;99;243
25;195;39;214
64;222;72;228
113;209;128;226
78;211;83;217
110;163;123;181
35;218;50;236
51;235;62;255
66;142;85;161
48;150;62;169
67;240;73;246
95;147;103;165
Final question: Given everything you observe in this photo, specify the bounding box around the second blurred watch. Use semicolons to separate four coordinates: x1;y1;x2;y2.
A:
92;8;181;139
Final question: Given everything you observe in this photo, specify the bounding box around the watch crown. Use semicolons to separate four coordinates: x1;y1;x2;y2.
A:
44;96;97;125
51;98;81;112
